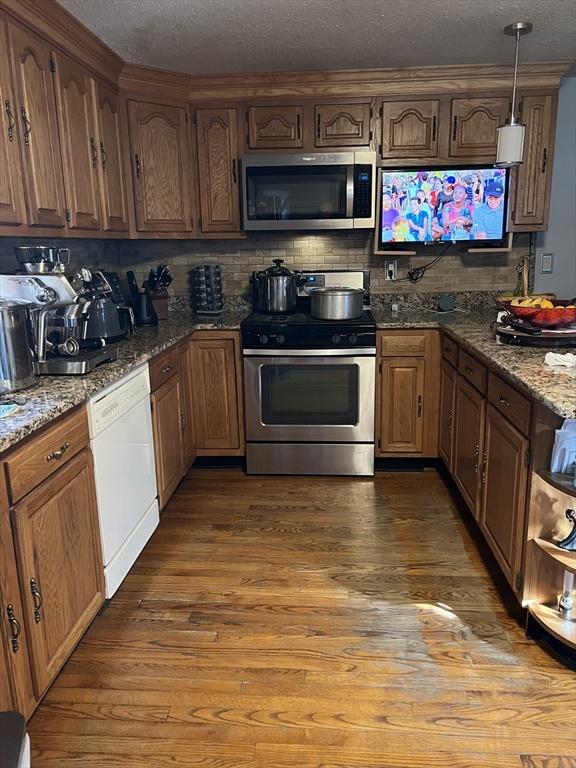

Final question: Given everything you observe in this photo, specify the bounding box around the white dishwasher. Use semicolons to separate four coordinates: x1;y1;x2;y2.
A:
88;364;159;598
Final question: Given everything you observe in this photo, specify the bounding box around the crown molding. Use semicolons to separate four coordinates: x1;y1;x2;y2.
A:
0;0;123;85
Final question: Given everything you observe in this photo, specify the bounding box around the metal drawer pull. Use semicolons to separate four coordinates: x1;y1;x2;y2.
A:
464;365;475;375
6;604;21;652
46;440;70;462
448;410;453;436
497;393;511;407
5;100;16;142
481;452;487;484
473;443;480;474
417;395;423;418
161;364;174;375
30;578;42;623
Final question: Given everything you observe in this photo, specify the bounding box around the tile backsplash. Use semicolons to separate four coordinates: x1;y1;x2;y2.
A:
0;232;533;299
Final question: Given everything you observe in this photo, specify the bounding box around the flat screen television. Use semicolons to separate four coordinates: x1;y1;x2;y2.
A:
378;166;509;250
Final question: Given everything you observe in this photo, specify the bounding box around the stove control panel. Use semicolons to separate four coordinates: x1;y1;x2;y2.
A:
242;321;376;351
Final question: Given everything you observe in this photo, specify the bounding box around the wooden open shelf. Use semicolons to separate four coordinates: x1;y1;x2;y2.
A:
533;537;576;575
538;470;576;499
528;603;576;650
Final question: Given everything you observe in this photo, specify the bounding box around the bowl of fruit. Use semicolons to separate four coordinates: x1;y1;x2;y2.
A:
507;297;576;328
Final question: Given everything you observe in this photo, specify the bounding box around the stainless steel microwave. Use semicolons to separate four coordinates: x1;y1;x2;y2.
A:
242;151;376;231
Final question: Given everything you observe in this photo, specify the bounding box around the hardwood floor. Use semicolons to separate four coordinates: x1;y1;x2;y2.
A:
28;468;576;767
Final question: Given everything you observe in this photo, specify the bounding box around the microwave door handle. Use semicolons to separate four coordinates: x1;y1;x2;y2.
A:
346;165;354;218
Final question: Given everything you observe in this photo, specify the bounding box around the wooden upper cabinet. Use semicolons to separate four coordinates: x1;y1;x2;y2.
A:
480;405;529;591
11;450;104;697
127;99;193;232
439;358;456;471
92;80;128;231
379;358;425;453
196;108;241;234
52;52;100;230
0;17;26;226
247;105;303;149
453;375;486;520
449;97;510;157
191;335;241;451
512;93;555;230
7;22;66;228
381;100;439;158
315;103;371;147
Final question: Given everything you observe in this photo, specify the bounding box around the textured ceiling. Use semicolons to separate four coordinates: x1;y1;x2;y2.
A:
58;0;576;75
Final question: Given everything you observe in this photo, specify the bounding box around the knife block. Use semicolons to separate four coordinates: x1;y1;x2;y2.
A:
148;290;169;321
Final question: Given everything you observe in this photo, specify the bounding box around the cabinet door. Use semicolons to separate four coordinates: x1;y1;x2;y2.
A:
52;53;100;230
92;80;128;231
11;450;104;697
180;341;197;470
439;359;456;471
379;358;425;453
0;17;26;226
381;100;439;158
449;97;510;158
151;374;185;510
196;108;241;233
8;22;66;228
315;103;371;147
127;100;193;232
512;94;555;230
480;405;529;590
453;375;486;519
191;337;241;451
247;105;303;149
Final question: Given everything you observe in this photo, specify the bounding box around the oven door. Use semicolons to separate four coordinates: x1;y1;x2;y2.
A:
243;153;354;230
244;351;375;442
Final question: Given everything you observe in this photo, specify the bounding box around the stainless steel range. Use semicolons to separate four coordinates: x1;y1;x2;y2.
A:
241;270;376;476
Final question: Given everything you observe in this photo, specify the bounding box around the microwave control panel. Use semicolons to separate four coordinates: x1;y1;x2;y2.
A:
353;165;373;218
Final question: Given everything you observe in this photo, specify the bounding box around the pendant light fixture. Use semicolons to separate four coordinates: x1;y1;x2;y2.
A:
495;21;533;168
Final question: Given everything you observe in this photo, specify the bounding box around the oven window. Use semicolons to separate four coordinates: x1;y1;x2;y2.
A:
260;364;359;425
246;165;348;220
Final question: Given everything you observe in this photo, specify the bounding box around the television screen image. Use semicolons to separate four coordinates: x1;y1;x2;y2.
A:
379;167;509;246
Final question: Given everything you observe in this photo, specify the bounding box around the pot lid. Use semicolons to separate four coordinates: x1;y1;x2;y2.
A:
258;259;297;277
310;287;364;295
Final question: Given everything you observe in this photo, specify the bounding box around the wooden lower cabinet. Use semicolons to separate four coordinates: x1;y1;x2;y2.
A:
190;332;244;454
480;405;529;591
439;359;456;471
180;341;197;469
379;358;425;453
11;449;104;697
151;373;185;510
0;633;12;709
453;375;486;520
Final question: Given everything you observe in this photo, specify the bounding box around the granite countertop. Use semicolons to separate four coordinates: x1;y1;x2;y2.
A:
0;308;574;454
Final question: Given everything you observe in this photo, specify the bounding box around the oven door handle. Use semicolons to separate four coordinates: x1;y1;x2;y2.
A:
243;348;376;357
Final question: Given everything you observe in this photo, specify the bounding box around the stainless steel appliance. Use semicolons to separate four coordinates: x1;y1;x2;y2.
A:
241;269;376;476
0;299;36;393
15;245;70;274
309;286;365;320
254;259;302;314
242;151;376;231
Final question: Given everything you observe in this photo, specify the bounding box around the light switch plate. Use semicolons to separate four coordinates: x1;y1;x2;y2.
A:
541;252;554;273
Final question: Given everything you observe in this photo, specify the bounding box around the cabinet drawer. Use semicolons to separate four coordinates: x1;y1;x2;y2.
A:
4;407;89;504
441;335;458;367
458;349;487;394
379;333;426;357
149;346;180;392
488;373;532;436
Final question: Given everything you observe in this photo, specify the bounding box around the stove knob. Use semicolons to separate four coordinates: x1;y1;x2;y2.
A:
349;334;358;344
258;334;269;345
331;334;341;344
277;334;285;344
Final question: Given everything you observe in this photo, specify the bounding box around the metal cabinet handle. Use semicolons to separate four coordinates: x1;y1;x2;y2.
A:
232;158;237;184
296;113;301;140
452;115;458;142
100;141;108;171
134;153;141;179
316;112;321;139
90;137;98;169
417;395;423;418
497;393;511;407
20;107;31;147
448;409;453;436
4;100;16;142
481;452;487;485
180;410;186;432
46;440;70;463
30;578;42;623
464;366;474;375
431;115;437;142
161;364;174;375
541;147;548;174
473;443;480;474
6;604;21;652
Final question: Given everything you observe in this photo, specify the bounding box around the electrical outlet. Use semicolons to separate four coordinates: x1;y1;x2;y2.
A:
540;252;554;274
385;260;397;281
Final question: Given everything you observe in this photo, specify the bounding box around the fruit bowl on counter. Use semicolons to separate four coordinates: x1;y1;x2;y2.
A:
504;297;576;329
